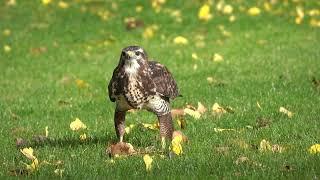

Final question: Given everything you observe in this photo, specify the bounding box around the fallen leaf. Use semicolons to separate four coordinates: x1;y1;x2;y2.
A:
248;7;261;16
142;123;159;130
197;102;207;114
124;17;144;30
279;107;293;118
184;108;201;119
222;4;233;15
172;130;188;142
213;53;223;62
308;144;320;154
70;118;87;131
259;139;272;152
16;138;28;148
272;144;284;153
42;0;52;5
4;45;11;53
106;142;136;157
198;4;212;21
3;29;11;36
79;133;87;141
173;36;188;45
192;53;199;60
143;154;153;171
20;147;36;160
171;109;185;118
58;1;69;9
212;103;227;115
75;79;89;88
171;135;183;155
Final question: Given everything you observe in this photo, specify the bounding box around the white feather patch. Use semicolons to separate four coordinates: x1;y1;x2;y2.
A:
124;59;140;75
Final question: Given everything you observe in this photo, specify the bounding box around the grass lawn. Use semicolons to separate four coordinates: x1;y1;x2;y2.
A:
1;0;320;178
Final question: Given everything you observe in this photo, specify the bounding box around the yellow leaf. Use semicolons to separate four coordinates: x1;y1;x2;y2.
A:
222;4;233;15
143;154;153;171
4;45;11;53
171;135;183;155
20;147;36;160
45;126;49;137
58;1;69;9
142;25;158;39
184;108;201;119
80;133;87;141
279;107;293;118
229;15;236;22
248;7;261;16
75;79;89;88
197;102;207;114
309;144;320;154
213;53;223;62
310;19;320;27
259;139;272;152
42;0;52;5
191;53;199;60
142;123;159;130
70;118;87;131
3;29;11;36
198;4;212;21
212;103;226;114
135;5;143;13
173;36;188;45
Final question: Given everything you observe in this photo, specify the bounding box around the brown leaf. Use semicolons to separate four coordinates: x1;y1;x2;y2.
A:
106;142;136;157
15;138;28;148
171;109;185;118
124;17;144;30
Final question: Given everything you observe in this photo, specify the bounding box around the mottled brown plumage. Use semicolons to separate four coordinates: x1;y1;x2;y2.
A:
107;46;179;147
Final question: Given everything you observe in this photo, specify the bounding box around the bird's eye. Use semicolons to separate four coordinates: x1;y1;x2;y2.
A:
121;52;126;56
135;51;140;56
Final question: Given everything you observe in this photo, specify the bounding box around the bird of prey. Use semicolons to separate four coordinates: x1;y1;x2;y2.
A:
108;45;180;148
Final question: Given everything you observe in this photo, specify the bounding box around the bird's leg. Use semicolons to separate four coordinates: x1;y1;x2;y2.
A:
114;110;126;143
157;112;173;149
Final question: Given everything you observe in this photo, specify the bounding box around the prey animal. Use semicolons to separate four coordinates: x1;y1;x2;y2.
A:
108;46;180;148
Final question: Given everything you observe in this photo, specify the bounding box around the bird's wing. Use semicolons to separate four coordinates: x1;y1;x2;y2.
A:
108;67;125;102
148;61;179;99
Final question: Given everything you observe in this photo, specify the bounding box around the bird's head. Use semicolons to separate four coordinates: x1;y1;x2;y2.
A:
119;46;148;74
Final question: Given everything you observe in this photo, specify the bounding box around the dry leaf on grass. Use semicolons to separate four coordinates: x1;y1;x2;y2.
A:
70;118;87;131
212;103;227;115
172;130;188;143
106;142;136;157
279;107;293;118
143;154;153;171
259;139;284;153
308;144;320;154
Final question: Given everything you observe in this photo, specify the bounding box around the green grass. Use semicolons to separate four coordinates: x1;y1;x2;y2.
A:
1;0;320;178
